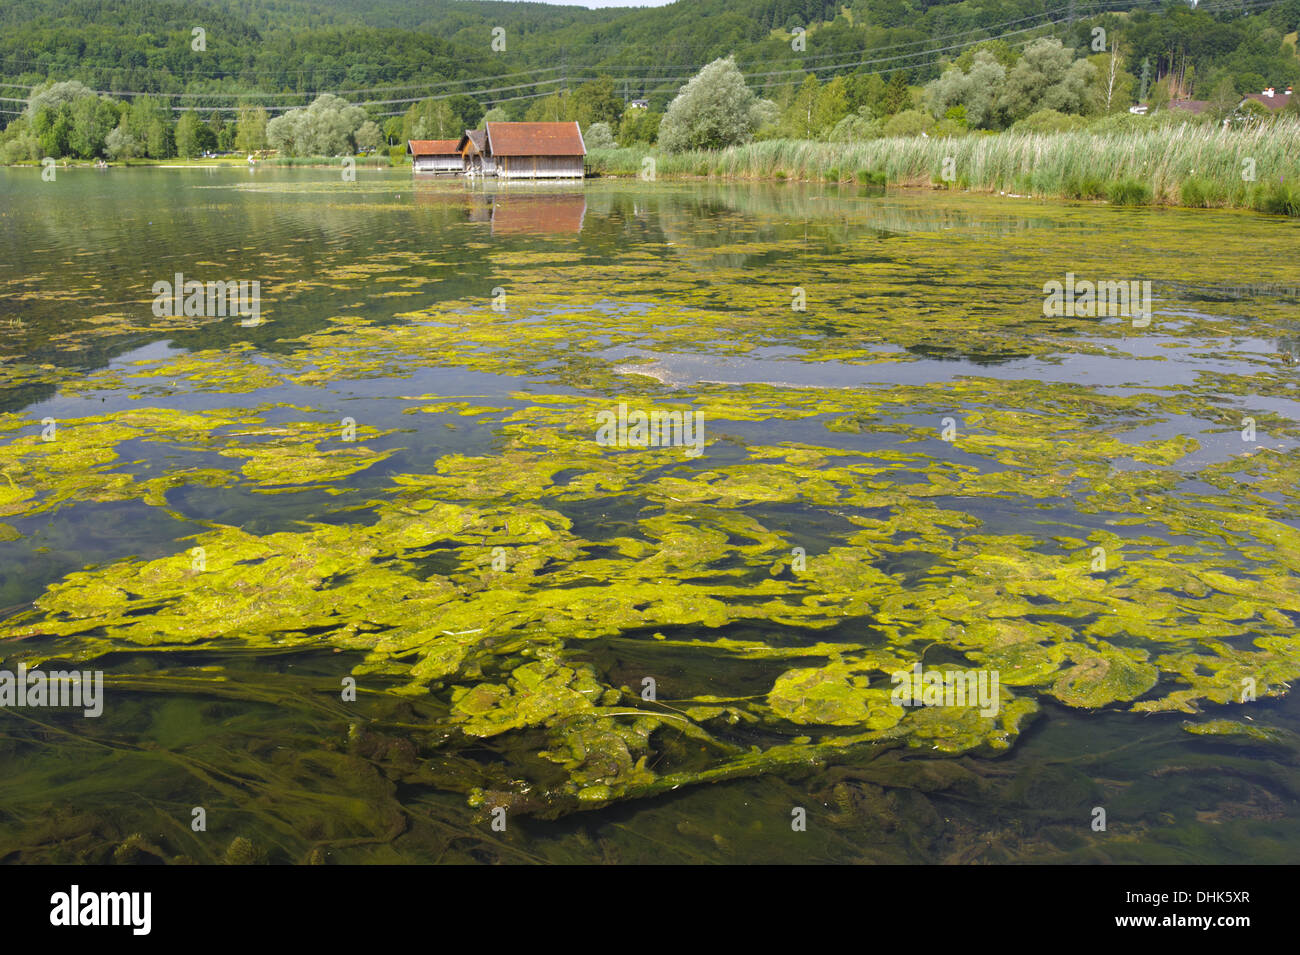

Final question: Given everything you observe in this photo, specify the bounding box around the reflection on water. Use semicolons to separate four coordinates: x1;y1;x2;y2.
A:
1;167;1299;864
489;194;586;235
413;181;587;234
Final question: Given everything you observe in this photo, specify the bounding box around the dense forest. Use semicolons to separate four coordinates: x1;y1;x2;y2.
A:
3;0;1298;91
1;0;1298;160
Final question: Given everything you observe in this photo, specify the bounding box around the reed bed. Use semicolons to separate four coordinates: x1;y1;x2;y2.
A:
587;119;1300;214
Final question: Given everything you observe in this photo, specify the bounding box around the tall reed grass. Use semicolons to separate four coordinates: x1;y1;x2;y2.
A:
587;119;1300;215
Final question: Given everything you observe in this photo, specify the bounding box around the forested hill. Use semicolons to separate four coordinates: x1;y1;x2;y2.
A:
1;0;1297;102
0;0;1082;77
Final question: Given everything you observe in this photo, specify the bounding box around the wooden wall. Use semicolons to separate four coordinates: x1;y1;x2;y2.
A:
413;156;462;173
497;155;584;179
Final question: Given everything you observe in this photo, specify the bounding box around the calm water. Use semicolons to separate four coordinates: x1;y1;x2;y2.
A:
1;166;1298;863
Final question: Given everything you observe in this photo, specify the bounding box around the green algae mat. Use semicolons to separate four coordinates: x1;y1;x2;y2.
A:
1;168;1298;863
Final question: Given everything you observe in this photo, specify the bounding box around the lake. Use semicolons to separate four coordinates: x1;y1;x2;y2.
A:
1;165;1298;863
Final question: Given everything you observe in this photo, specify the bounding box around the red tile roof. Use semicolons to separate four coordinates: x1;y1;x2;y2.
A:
484;121;586;157
1169;98;1210;114
1242;91;1293;111
407;139;461;156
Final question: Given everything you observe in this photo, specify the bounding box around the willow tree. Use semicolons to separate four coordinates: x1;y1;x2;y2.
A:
267;94;367;156
657;57;775;152
925;51;1008;129
998;38;1096;123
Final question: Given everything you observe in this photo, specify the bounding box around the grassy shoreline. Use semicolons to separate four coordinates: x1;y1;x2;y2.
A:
588;121;1300;215
9;123;1298;215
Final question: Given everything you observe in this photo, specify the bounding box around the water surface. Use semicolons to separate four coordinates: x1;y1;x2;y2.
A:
1;167;1298;863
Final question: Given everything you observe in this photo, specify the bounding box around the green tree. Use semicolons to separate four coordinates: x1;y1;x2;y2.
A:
572;77;624;127
827;106;882;141
1087;47;1134;114
780;75;822;138
846;73;887;114
998;38;1097;122
882;108;934;137
195;120;217;154
235;106;269;153
1207;76;1240;122
67;96;118;158
267;95;367;156
925;51;1007;129
26;80;95;116
403;98;461;140
105;123;142;159
0;118;41;163
25;81;120;158
882;72;911;115
445;94;484;131
658;57;774;152
209;111;234;151
617;108;660;145
175;111;201;158
355;120;382;150
525;91;571;122
954;40;1018;71
128;96;171;158
583;121;616;148
32;107;72;158
1149;76;1172;113
1012;108;1087;133
813;76;850;135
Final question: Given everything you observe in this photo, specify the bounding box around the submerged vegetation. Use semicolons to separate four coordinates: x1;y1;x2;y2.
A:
13;359;1300;819
2;177;1299;862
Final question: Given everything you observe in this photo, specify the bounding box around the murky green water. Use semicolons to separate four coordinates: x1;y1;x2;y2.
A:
1;166;1298;863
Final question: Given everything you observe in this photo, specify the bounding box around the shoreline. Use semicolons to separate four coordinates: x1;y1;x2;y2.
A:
7;124;1299;216
584;124;1300;216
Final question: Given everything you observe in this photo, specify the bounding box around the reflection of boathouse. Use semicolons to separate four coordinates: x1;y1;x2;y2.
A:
406;139;462;173
457;122;586;180
487;193;586;234
411;183;586;233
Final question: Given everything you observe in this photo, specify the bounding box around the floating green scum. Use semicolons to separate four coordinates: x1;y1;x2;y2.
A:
3;374;1299;816
2;185;1298;829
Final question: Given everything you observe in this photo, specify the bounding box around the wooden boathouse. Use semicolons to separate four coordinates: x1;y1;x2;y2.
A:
457;129;495;176
458;121;586;179
407;139;462;173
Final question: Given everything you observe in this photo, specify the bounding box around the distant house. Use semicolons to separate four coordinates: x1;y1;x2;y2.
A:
1129;104;1149;115
1240;87;1294;111
1169;99;1210;115
407;140;461;173
459;121;586;180
627;99;650;110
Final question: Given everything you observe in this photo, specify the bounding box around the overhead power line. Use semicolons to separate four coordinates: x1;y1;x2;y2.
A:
0;0;1287;117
